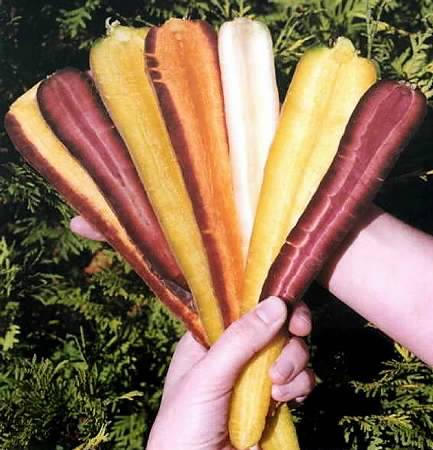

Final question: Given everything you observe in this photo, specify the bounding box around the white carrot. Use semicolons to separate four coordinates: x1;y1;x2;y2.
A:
218;18;280;262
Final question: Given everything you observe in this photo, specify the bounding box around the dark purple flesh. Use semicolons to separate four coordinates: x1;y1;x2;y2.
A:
4;110;207;345
37;68;186;288
262;80;427;302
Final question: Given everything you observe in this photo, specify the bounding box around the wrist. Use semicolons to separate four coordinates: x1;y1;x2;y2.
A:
318;204;433;365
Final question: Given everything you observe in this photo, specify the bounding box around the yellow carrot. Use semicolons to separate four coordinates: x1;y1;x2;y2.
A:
229;38;377;449
219;19;302;448
90;25;224;344
5;84;206;343
260;405;300;450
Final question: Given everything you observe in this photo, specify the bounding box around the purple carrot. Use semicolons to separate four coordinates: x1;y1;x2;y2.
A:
37;68;186;287
4;106;206;345
262;80;427;301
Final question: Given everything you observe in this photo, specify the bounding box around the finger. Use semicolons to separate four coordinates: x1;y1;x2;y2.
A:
271;368;316;402
164;332;207;391
269;337;309;385
70;216;106;241
197;297;287;390
288;301;312;337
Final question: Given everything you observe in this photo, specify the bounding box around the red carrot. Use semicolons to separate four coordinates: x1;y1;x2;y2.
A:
262;80;427;301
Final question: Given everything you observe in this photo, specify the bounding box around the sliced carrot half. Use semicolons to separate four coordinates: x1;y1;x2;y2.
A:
145;19;244;327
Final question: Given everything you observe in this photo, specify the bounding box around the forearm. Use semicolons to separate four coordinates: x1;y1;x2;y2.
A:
319;205;433;366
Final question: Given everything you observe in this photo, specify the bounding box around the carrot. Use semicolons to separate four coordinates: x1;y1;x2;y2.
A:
4;84;206;344
145;19;244;329
229;37;377;449
37;68;186;288
218;18;280;261
263;80;427;301
260;405;300;450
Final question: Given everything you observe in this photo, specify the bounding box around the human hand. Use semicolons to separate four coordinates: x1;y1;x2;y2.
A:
71;216;315;449
147;297;313;450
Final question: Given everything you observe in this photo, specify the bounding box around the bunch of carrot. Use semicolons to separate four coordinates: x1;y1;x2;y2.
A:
5;17;426;449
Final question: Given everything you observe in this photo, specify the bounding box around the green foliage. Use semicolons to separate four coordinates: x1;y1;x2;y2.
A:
0;241;184;448
58;0;103;42
262;0;433;99
1;0;432;448
0;162;183;448
341;344;433;449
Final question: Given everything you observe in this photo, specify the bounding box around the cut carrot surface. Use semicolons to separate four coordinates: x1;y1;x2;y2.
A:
90;24;234;343
5;84;206;344
229;38;377;449
145;19;244;328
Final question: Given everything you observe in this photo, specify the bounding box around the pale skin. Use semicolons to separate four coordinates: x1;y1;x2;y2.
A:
320;204;433;367
71;205;433;449
71;217;315;450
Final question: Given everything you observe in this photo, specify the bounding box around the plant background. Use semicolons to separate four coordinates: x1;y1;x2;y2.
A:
0;0;433;449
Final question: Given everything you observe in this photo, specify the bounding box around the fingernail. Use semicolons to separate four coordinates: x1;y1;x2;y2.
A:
69;217;81;233
299;309;311;324
256;297;286;325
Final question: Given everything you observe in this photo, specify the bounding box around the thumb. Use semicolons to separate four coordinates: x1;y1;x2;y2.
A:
197;297;287;390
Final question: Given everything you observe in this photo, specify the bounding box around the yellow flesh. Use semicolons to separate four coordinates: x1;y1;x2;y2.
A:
90;26;223;343
242;38;377;314
9;86;132;245
229;335;286;448
260;405;300;450
229;38;377;448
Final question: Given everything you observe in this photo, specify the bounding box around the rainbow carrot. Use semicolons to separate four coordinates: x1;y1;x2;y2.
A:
145;19;244;329
4;84;206;344
229;38;377;449
37;68;185;287
218;18;280;261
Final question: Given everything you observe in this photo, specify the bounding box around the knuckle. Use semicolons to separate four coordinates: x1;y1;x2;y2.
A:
227;318;250;340
226;320;255;352
298;303;311;318
227;315;268;355
233;310;268;336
